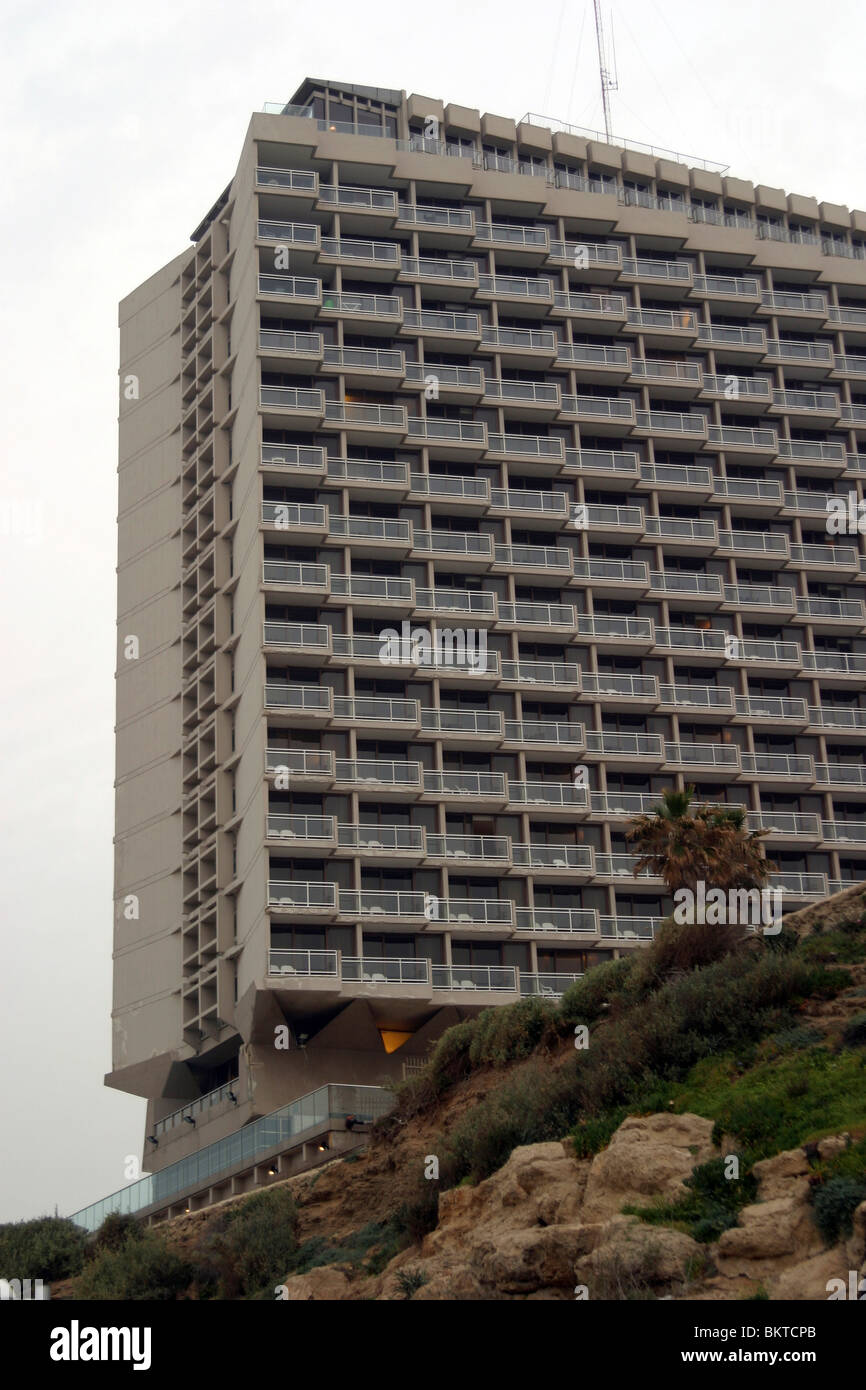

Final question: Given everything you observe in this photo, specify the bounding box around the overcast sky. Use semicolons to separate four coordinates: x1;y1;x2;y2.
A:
0;0;862;1224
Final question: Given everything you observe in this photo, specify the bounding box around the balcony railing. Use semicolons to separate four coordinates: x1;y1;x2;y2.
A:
267;814;336;843
512;843;593;871
659;684;734;710
342;957;430;985
509;782;589;809
414;587;497;617
269;949;339;977
423;770;507;797
583;672;659;698
266;748;335;777
427;834;511;863
421;709;504;737
515;907;599;935
431;966;518;992
337;824;426;854
814;762;866;787
739;753;814;777
265;684;332;712
268;882;338;911
520;973;585;998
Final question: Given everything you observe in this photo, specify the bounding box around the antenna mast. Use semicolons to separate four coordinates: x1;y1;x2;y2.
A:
593;0;618;141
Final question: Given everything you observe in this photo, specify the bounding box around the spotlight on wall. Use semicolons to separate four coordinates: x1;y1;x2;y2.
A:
146;1135;158;1147
183;1116;196;1126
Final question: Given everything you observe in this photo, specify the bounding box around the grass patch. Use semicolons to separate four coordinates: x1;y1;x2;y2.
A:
625;1156;758;1243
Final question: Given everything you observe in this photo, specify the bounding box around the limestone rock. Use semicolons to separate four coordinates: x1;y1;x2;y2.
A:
581;1113;716;1221
278;1266;352;1300
574;1219;704;1296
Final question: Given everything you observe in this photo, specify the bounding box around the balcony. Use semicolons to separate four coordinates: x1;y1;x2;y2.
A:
489;487;569;521
515;907;599;936
266;814;337;848
432;966;518;995
473;221;549;261
414;587;497;622
398;256;479;293
788;543;859;574
477;274;555;310
261;500;328;540
486;432;565;465
649;571;724;604
771;388;841;425
713;477;783;512
265;748;335;785
332;696;420;731
493;543;572;579
339;890;426;924
480;326;558;365
406;417;487;458
706;425;779;460
318;236;401;278
560;394;635;433
638;462;714;498
735;695;808;725
338;825;426;859
600;916;659;942
814;762;866;790
319;291;403;330
583;502;644;536
260;442;327;478
697;323;767;361
511;843;594;874
620;257;693;291
765;339;834;377
777;439;846;470
395;203;474;240
262;620;332;660
333;758;423;795
782;488;836;517
548;240;622;276
809;705;866;733
564;448;640;482
723;582;796;616
482;380;561;417
557;342;631;383
324;401;408;443
653;626;728;659
625;306;699;344
643;516;718;552
268;881;339;916
326;458;410;494
499;660;581;692
265;684;333;722
629;359;703;397
319;184;399;218
259;328;324;371
426;834;511;867
413;529;494;569
322;345;405;386
268;949;340;979
256;166;319;198
257;274;321;312
759;289;829;324
634;410;708;443
572;557;649;595
423;770;508;805
575;614;655;649
508;782;589;815
657;683;735;714
581;672;659;706
738;753;815;785
701;374;773;409
716;529;790;560
504;719;586;754
261;560;329;596
328;575;415;614
408;475;490;512
665;741;740;773
497;600;576;633
593;853;664;883
770;873;828;900
552;292;627;332
401;308;480;348
691;273;762;308
328;514;412;556
801;650;866;680
520;973;585;998
420;708;504;744
342;957;431;989
436;898;515;929
585;731;665;765
750;811;821;842
822;820;866;846
795;596;866;629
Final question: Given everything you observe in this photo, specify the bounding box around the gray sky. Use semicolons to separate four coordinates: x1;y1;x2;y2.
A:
0;0;862;1223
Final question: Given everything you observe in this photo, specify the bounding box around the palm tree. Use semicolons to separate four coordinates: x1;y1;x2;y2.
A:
625;787;774;896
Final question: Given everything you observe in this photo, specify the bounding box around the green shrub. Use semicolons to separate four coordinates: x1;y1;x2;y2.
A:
393;1184;439;1245
811;1176;866;1244
90;1212;143;1256
0;1216;87;1282
570;1109;628;1158
467;997;558;1068
75;1230;192;1300
798;931;866;965
197;1186;299;1298
633;915;745;986
557;957;636;1027
395;1267;428;1298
